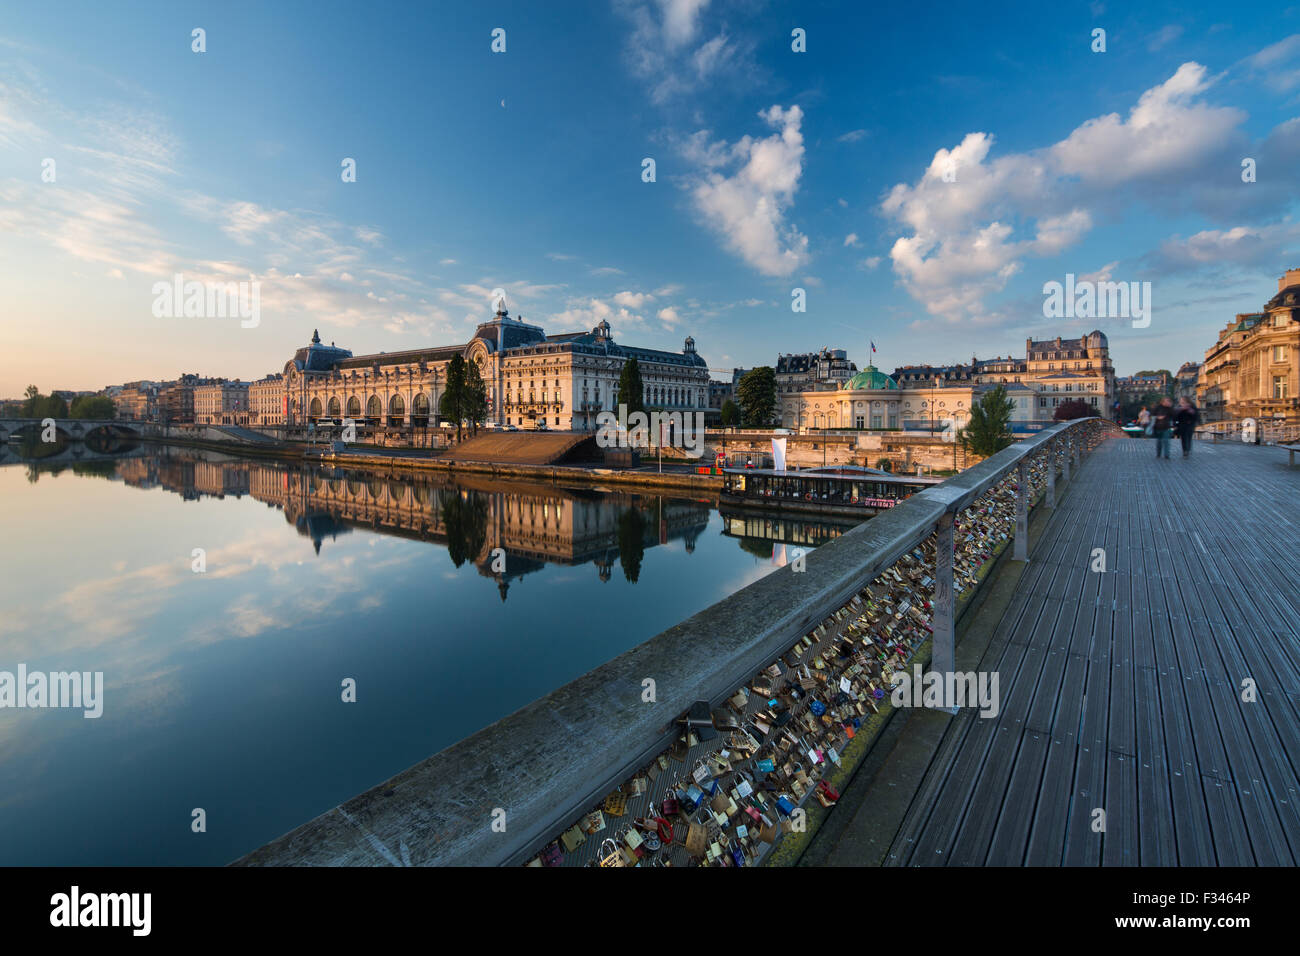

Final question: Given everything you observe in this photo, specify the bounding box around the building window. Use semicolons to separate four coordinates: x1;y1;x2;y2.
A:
1273;345;1288;362
1275;376;1289;400
1040;398;1047;407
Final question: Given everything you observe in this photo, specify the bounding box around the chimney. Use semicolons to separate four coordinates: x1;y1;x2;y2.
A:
1280;268;1300;292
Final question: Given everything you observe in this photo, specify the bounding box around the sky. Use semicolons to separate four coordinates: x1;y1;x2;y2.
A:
3;0;1300;396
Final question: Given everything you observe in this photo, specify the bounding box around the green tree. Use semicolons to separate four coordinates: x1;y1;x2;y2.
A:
463;360;488;434
736;367;777;427
439;355;468;440
69;395;117;419
720;399;740;427
959;385;1016;458
875;458;892;472
616;357;646;416
22;388;68;419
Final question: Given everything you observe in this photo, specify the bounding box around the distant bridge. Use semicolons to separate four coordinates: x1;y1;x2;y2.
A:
0;418;147;443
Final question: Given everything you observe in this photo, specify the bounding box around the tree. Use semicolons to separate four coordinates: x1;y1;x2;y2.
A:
439;355;468;440
959;385;1015;458
875;458;893;472
69;395;116;419
21;387;67;419
616;357;646;416
1053;399;1093;421
736;367;777;427
720;399;740;427
1121;390;1165;422
463;360;488;434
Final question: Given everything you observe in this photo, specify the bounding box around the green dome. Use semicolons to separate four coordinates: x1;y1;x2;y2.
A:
845;365;898;390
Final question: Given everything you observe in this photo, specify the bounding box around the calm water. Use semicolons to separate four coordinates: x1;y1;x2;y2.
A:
0;443;857;865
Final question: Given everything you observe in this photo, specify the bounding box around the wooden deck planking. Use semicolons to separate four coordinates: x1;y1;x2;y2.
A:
884;438;1300;867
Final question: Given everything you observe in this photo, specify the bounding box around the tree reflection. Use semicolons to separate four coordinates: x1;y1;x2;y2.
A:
617;506;647;583
441;490;488;568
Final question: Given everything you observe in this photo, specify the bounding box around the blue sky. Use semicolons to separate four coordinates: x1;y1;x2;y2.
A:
3;0;1300;395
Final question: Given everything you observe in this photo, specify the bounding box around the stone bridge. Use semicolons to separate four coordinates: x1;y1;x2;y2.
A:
0;418;148;443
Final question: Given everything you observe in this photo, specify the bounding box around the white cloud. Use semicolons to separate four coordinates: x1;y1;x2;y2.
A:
1147;25;1183;52
844;233;859;247
685;104;809;277
1241;33;1300;92
1144;224;1300;274
618;0;756;104
837;129;867;143
878;63;1253;321
657;306;681;325
614;290;654;308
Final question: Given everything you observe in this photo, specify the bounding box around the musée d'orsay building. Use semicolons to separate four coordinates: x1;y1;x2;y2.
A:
267;306;711;431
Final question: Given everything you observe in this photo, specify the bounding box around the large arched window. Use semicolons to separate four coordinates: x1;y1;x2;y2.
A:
309;398;323;420
412;393;430;426
347;396;361;418
388;394;405;427
366;395;381;421
327;397;341;418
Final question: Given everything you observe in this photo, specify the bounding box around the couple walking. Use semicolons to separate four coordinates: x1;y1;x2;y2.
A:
1141;397;1199;459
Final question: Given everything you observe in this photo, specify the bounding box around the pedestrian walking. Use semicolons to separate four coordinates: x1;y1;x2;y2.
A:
1173;397;1200;458
1138;407;1151;436
1151;398;1174;459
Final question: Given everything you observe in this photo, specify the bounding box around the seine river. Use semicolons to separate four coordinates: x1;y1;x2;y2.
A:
0;443;857;865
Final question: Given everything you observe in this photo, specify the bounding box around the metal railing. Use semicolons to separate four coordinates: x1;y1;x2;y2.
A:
1196;419;1300;444
236;416;1113;868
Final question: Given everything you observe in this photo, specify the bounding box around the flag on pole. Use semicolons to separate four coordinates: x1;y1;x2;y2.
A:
870;340;877;353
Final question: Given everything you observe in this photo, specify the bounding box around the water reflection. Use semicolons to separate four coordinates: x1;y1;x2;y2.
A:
14;448;719;599
0;445;867;865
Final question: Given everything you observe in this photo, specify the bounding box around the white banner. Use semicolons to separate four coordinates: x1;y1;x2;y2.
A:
772;437;787;473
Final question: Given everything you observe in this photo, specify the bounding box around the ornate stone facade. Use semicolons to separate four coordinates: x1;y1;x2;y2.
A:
277;311;709;432
781;331;1114;431
1198;270;1300;423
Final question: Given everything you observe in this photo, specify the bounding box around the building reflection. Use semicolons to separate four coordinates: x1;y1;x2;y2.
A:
16;448;862;594
106;451;711;599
